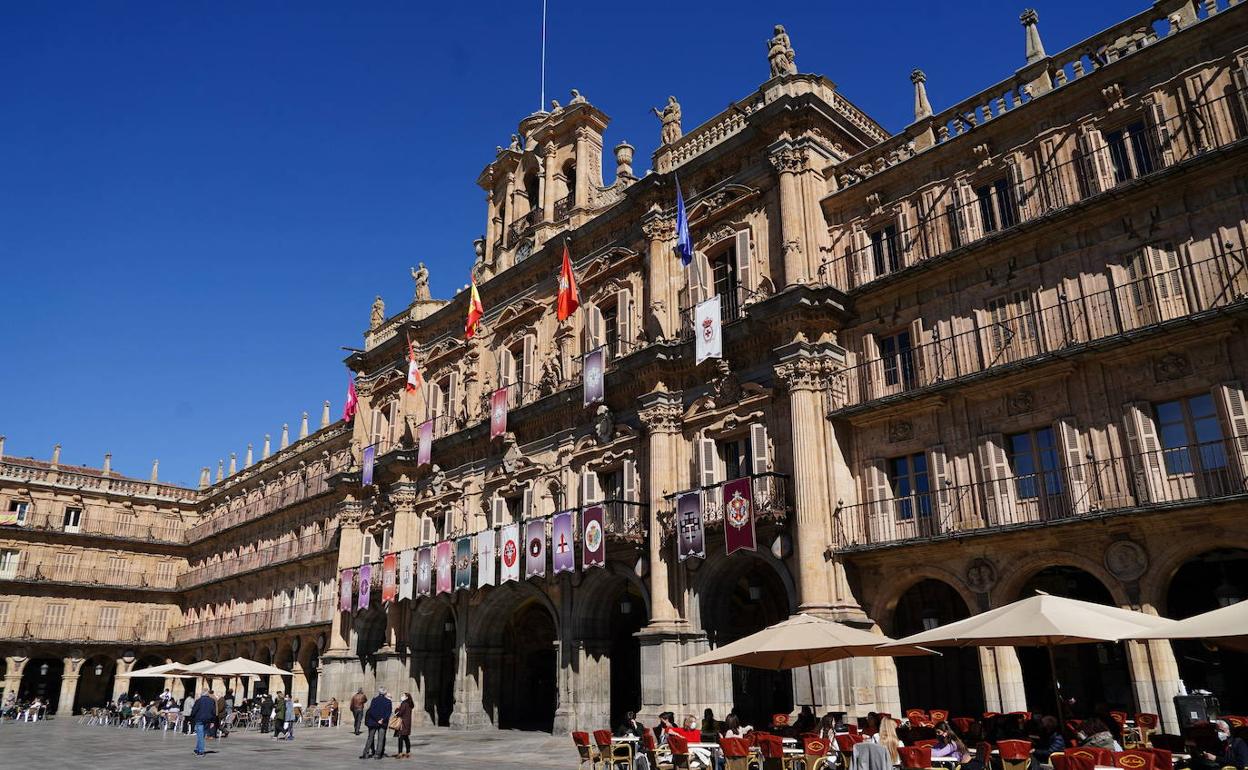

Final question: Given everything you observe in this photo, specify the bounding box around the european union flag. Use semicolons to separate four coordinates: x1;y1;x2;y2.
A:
674;175;693;267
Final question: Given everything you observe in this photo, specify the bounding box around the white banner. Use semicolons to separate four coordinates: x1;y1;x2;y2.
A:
398;548;414;601
695;295;722;364
477;530;496;587
499;523;521;583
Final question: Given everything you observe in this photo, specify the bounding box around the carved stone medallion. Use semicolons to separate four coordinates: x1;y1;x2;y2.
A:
965;557;998;594
1105;539;1148;582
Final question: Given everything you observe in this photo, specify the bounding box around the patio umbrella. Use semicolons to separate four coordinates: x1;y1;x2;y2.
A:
198;657;291;678
1124;599;1248;652
119;662;189;679
880;593;1172;723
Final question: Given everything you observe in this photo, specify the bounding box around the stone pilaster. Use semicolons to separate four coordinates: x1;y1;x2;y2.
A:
112;655;135;701
573;127;592;211
2;656;26;701
57;656;83;715
769;142;813;286
641;211;679;341
541;142;557;223
637;388;685;627
979;646;1028;712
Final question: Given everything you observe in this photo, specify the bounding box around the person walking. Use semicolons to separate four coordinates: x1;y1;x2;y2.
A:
181;691;195;734
394;693;414;759
272;692;284;739
258;692;273;734
360;687;393;759
350;688;367;735
190;689;217;757
282;694;296;741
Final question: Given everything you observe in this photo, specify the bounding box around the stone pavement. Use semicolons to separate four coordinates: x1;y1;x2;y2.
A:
0;716;577;769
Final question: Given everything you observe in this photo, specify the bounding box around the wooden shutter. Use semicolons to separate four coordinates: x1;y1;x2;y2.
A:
622;460;638;503
1006;153;1029;222
522;483;534;519
851;225;873;287
1122;402;1167;504
1148;244;1187;321
951;177;981;245
688;251;712;307
927;444;954;525
1143;95;1174;166
750;423;771;502
734;229;753;298
863;459;894;542
1214;382;1248;488
1077;123;1113;194
492;496;508;528
427;380;443;422
861;332;885;401
585;303;604;351
522;335;537;399
895;206;912;267
977;433;1016;525
616;288;633;357
447;373;460;424
698;437;718;488
498;346;515;386
1054;417;1090;514
580;471;602;506
909;317;928;388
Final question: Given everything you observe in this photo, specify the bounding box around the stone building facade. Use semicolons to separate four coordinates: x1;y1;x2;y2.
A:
2;0;1247;734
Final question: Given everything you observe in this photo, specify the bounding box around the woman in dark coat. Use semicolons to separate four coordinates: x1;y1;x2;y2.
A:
394;693;414;759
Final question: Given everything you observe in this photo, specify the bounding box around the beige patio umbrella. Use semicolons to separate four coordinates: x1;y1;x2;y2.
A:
118;661;192;679
1124;600;1248;653
198;657;291;678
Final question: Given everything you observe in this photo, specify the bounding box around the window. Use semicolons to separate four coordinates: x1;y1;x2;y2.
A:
719;436;752;482
98;606;119;628
42;603;67;636
108;556;126;582
975;178;1018;233
0;549;19;580
1123;244;1186;324
879;330;917;389
62;506;82;533
871;224;901;276
1007;428;1063;499
369;407;387;450
888;454;931;519
986;290;1038;354
1105;120;1154;183
7;501;29;526
598;469;623;501
146;608;168;639
602;305;619;360
156;561;175;586
711;248;741;324
505;495;524;523
1155;394;1226;475
54;552;75;580
0;602;10;631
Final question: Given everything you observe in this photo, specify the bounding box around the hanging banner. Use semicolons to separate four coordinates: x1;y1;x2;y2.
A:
722;476;757;555
339;568;354;611
525;517;547;579
454;537;473;591
416;546;432;597
490;387;508;439
551;510;576;575
477;529;496;587
436;541;453;595
417;420;433;467
695;295;722;364
500;523;521;583
381;553;398;604
357;563;372;610
676;491;706;561
583;346;606;407
362;445;376;486
398;549;414;601
581;505;605;569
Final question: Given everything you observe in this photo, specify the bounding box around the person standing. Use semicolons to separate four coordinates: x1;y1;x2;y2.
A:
258;692;273;734
394;693;414;759
181;691;195;734
272;692;284;739
190;689;217;757
360;687;393;759
350;688;367;735
282;694;296;741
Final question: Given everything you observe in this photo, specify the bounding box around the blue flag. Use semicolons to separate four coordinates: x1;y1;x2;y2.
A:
675;175;693;267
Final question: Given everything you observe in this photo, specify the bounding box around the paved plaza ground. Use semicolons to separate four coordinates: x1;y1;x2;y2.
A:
0;716;576;768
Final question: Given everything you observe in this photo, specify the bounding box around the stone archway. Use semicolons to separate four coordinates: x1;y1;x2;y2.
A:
891;579;984;717
1164;548;1248;712
409;599;458;727
571;564;651;728
73;654;117;712
468;583;561;732
1015;566;1131;716
20;657;64;712
128;654;165;703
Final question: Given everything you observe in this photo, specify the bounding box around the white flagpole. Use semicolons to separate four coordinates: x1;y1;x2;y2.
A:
540;0;548;111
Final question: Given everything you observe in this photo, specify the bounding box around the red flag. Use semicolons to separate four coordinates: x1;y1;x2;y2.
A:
405;336;423;393
557;243;579;321
343;374;358;421
465;278;484;339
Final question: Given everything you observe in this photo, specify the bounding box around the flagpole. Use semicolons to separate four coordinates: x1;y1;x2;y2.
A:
539;0;548;111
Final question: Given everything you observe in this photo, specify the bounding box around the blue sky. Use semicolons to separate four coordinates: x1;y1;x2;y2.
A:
0;0;1144;486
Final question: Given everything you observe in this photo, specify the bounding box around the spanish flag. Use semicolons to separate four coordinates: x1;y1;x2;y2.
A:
556;242;579;322
465;278;484;339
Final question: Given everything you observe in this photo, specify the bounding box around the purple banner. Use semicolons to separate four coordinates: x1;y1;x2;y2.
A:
362;445;375;486
418;420;433;467
581;505;605;569
583;346;605;407
551;510;576;575
454;537;473;591
436;541;453;595
339;568;354;611
525;518;546;579
722;477;757;555
676;491;706;561
357;563;372;610
416;546;431;597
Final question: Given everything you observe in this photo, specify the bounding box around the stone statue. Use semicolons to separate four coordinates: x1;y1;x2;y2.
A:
570;88;587;104
767;24;796;77
538;353;563;395
370;295;385;330
509;134;521;151
410;263;431;301
550;98;561;111
651;96;683;146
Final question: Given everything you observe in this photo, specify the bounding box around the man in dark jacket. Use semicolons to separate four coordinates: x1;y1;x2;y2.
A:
190;690;217;756
258;693;273;734
360;687;393;759
350;688;368;734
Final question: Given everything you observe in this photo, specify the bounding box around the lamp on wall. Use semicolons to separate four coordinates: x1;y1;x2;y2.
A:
747;579;762;602
1214;579;1241;608
39;663;49;676
620;598;632;615
94;664;103;676
920;609;940;631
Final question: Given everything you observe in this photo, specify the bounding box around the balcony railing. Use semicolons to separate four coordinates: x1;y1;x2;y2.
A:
0;460;195;503
176;528;338;590
0;620;167;644
833;437;1247;550
661;472;792;537
599;499;648;545
819;87;1248;292
0;561;178;590
170;599;334;644
506;209;541;244
13;507;187;544
827;248;1248;416
554;195;572;221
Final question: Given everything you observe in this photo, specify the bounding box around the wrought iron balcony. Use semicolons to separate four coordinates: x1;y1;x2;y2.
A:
12;507;186;544
176;528;338;589
169;599;334;644
0;560;178;591
0;620;166;645
660;472;792;538
598;499;648;546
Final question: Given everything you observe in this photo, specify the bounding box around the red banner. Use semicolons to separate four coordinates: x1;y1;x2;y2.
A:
381;552;397;604
436;541;453;594
722;477;756;555
490;387;508;439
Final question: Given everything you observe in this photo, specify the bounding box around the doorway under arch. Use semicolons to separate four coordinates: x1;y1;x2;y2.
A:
893;579;985;716
1166;548;1248;712
20;658;64;712
497;601;558;731
73;655;117;712
128;655;166;703
608;581;646;727
410;600;457;727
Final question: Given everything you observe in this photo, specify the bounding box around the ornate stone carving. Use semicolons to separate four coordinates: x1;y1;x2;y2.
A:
369;296;385;330
1102;82;1126;111
774;355;838;392
1006;389;1035;416
768;146;807;174
593;405;614;444
887;420;914;443
651;96;682;146
538;352;564;396
641;213;676;241
965;557;998;593
865;192;883;214
1105;539;1149;581
638;400;683;435
709;359;743;407
1154;351;1192;381
766;24;796;77
701;223;738;248
410;263;430;302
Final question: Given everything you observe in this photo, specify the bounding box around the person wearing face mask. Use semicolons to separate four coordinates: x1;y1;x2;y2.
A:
1193;720;1248;770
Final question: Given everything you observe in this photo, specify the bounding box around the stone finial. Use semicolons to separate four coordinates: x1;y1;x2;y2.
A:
216;459;224;483
244;444;253;468
911;69;933;121
51;443;62;469
1021;8;1046;64
102;452;112;477
150;459;159;483
614;142;635;181
280;424;290;450
299;412;309;439
321;401;331;428
228;453;237;475
199;467;210;489
0;435;6;461
263;434;271;459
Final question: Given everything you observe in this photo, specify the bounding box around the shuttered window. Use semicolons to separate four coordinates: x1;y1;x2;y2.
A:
1155;394;1226;474
975;177;1018;233
879;330;917;389
1006;428;1063;500
1105;120;1155;182
870;224;901;276
887;453;930;520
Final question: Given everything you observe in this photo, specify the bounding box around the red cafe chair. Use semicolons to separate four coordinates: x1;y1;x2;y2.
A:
914;739;940;748
642;729;663;770
1068;747;1113;766
1112;750;1155;770
983;712;1002;720
1134;714;1159;746
594;729;633;770
1226;716;1248;728
929;709;950;724
1007;711;1033;722
572;731;601;770
899;746;933;770
1063;754;1096;770
1000;739;1033;770
593;729;615;757
952;717;976;734
1109;712;1128;728
1144;747;1172;770
666;731;691;770
802;735;832;770
772;713;792;730
846;724;859;736
836;733;862;767
906;709;929;725
1052;754;1070;770
721;737;751;770
755;733;787;770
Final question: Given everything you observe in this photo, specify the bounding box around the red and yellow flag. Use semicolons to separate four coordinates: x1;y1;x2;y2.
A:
465;278;484;339
556;242;579;322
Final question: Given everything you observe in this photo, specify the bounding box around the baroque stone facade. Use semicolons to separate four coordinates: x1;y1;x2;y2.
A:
3;0;1248;734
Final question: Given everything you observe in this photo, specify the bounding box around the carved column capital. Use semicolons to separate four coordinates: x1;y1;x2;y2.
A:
638;390;684;435
773;338;846;393
768;145;809;175
336;499;365;526
641;212;676;241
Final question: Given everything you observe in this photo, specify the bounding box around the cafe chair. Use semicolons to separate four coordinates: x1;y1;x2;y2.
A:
1112;750;1155;770
573;731;601;770
899;746;933;770
906;709;930;726
666;731;692;770
1067;747;1113;766
929;710;950;724
1058;754;1096;770
722;737;753;770
801;735;832;770
999;739;1033;770
952;718;976;735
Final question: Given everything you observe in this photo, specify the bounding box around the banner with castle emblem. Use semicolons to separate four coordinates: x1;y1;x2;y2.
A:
551;511;576;574
525;517;546;579
357;563;372;610
381;552;398;603
676;491;706;561
499;523;521;583
490;387;508;439
416;547;432;596
477;530;496;587
417;420;433;467
583;346;605;407
454;537;473;591
361;444;376;486
339;568;354;611
436;541;453;595
722;477;756;555
695;296;722;364
581;504;605;569
398;549;414;600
